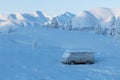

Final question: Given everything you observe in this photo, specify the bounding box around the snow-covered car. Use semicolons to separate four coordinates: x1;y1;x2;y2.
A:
61;50;95;64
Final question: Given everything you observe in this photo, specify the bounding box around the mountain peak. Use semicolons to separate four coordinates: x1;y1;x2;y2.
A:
31;11;45;17
77;10;90;16
61;11;75;17
90;7;114;21
71;10;99;29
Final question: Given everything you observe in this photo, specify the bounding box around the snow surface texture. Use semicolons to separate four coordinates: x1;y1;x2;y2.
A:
0;27;120;80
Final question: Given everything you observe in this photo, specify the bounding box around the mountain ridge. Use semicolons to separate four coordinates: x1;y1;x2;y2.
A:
1;8;120;39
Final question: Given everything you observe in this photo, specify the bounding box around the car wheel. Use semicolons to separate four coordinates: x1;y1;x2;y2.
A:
85;61;92;64
69;61;75;65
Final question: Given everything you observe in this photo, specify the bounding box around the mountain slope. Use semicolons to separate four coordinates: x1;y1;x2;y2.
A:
0;11;50;33
90;8;114;22
67;10;100;30
44;11;75;28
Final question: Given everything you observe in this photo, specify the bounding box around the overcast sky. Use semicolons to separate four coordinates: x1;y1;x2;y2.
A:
0;0;119;15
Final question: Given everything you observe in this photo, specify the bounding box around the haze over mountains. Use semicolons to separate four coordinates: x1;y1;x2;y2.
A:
1;7;120;39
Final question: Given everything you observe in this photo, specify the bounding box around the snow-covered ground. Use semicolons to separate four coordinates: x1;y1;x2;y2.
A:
0;27;120;80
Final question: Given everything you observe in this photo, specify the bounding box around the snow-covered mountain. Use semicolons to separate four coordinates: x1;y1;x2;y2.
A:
44;11;75;28
0;11;50;33
63;8;120;39
90;8;114;22
89;8;120;38
1;8;120;39
53;11;75;26
65;11;100;31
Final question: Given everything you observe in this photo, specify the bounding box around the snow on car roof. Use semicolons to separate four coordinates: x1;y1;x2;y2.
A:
65;48;94;53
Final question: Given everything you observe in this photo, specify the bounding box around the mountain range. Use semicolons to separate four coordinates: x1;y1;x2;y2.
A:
1;7;120;39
